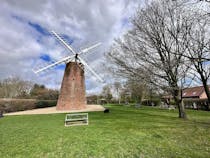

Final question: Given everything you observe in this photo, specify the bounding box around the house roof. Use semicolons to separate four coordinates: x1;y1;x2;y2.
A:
182;86;205;98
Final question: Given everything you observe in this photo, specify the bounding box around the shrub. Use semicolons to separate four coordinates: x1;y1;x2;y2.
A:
142;98;161;106
169;100;176;105
0;99;36;113
35;100;57;108
0;99;57;113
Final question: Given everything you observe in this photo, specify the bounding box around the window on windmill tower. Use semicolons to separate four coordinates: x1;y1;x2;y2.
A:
192;91;197;95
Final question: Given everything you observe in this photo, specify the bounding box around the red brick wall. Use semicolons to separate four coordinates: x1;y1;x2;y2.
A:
56;62;86;110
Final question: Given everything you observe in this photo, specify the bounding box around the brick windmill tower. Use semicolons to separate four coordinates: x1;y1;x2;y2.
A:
34;31;103;111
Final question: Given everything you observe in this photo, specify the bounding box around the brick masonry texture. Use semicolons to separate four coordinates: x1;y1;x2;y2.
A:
56;62;86;110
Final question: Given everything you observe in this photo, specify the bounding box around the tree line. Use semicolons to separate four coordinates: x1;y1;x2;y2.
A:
88;80;159;105
0;77;59;100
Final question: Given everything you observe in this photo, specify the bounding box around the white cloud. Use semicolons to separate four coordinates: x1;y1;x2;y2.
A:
0;0;140;94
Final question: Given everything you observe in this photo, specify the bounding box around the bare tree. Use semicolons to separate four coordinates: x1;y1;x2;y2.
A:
184;13;210;110
107;0;195;118
126;79;147;104
166;1;210;110
113;82;122;104
101;85;113;104
0;77;33;98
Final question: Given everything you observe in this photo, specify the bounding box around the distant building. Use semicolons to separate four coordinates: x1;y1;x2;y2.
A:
161;86;210;110
183;86;209;110
182;86;209;99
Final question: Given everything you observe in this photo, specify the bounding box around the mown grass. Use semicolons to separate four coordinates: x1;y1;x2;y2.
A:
0;105;210;158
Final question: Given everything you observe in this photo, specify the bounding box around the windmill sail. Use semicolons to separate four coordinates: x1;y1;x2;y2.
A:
33;55;74;73
78;56;104;83
51;31;76;55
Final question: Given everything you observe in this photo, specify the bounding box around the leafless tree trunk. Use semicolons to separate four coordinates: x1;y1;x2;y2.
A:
113;82;122;104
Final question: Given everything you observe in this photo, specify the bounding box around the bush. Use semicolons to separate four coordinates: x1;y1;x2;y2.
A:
142;98;161;106
0;99;36;113
35;100;57;108
0;99;57;113
169;100;176;105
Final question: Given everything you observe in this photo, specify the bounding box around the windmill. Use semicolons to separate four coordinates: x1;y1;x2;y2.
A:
33;31;104;110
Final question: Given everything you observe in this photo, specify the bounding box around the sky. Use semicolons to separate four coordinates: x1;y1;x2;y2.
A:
0;0;141;94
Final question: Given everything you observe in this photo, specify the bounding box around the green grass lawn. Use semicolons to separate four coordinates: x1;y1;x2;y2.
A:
0;105;210;158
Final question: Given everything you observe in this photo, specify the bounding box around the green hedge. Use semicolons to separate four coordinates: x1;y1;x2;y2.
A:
0;99;36;113
0;99;57;113
35;100;57;108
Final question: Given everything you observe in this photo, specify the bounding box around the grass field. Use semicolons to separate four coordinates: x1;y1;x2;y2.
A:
0;105;210;158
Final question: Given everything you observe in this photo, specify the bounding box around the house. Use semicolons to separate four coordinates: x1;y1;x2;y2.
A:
161;86;210;110
182;86;209;99
182;86;209;110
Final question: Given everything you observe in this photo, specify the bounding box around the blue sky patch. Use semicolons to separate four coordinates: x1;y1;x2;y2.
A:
40;54;51;62
60;34;74;45
11;15;50;37
28;22;50;36
55;64;65;70
202;60;210;66
85;80;93;90
39;54;65;71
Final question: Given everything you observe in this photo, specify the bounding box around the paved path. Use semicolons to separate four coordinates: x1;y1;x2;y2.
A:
5;105;105;116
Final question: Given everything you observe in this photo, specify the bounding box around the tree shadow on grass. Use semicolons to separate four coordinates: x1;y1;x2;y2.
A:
97;106;210;130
